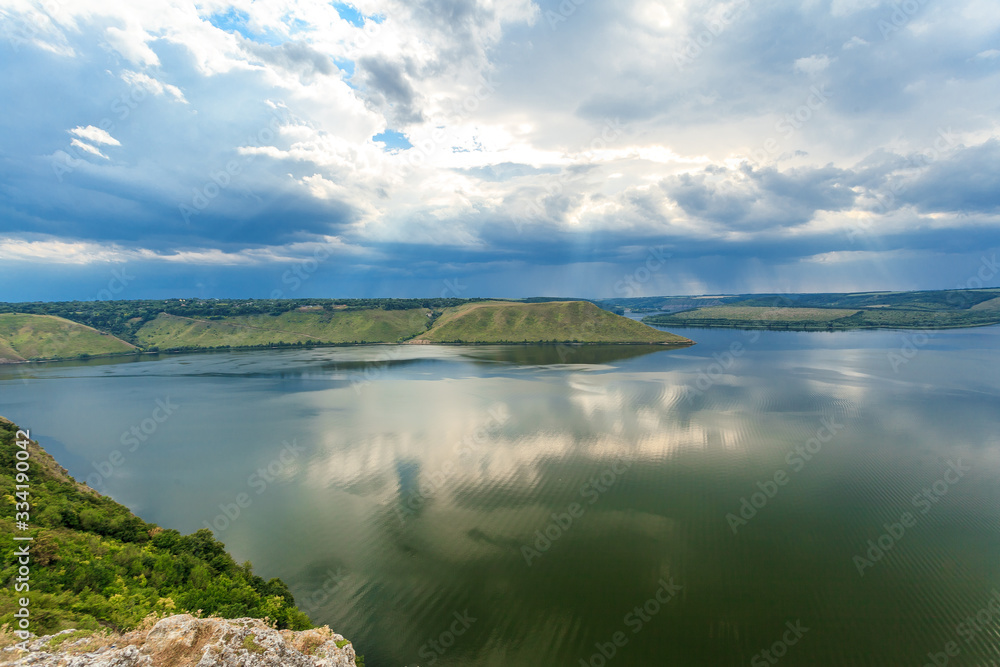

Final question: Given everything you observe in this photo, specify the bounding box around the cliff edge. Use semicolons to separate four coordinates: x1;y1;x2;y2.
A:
1;614;358;666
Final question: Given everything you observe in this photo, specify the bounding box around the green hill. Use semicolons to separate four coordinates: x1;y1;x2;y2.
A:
0;313;134;362
413;300;693;344
0;416;312;635
134;308;432;349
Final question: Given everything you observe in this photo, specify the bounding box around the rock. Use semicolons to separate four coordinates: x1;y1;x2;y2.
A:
0;615;357;667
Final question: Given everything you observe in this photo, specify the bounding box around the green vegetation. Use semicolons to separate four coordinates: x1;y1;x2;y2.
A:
0;314;134;362
413;301;693;344
243;634;266;653
641;289;1000;330
0;416;312;635
135;309;432;349
662;306;859;323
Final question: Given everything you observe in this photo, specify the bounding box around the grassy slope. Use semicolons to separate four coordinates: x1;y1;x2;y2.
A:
971;296;1000;311
0;314;134;362
0;416;312;634
135;309;432;348
414;301;693;344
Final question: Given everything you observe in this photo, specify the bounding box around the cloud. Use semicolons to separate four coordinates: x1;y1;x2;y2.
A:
0;0;997;299
356;55;423;125
69;139;110;159
661;163;857;231
120;70;187;101
104;22;160;67
899;139;1000;214
70;126;122;146
240;39;337;79
794;54;832;75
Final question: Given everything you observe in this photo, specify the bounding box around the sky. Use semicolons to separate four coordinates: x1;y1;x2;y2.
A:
0;0;998;301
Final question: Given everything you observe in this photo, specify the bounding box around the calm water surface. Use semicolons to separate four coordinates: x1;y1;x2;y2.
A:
2;327;1000;666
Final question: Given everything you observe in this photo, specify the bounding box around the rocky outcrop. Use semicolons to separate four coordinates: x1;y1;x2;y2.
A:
0;615;358;667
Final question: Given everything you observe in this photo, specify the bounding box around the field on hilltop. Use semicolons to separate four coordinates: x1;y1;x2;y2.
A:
641;288;1000;330
0;313;134;362
666;306;859;322
413;300;693;344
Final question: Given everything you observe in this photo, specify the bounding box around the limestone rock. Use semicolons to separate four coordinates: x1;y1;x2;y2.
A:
0;615;357;667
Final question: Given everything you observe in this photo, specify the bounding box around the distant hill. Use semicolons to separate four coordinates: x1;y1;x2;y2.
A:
640;288;1000;330
412;301;693;344
0;313;134;362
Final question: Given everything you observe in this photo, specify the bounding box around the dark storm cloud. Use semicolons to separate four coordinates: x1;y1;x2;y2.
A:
356;55;424;125
0;153;355;249
662;164;856;230
241;39;337;78
900;140;1000;214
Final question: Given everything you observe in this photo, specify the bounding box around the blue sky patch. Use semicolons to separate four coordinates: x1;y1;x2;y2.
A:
373;130;412;152
333;3;365;27
208;8;284;45
287;17;311;35
333;57;355;79
208;8;251;37
332;3;385;27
